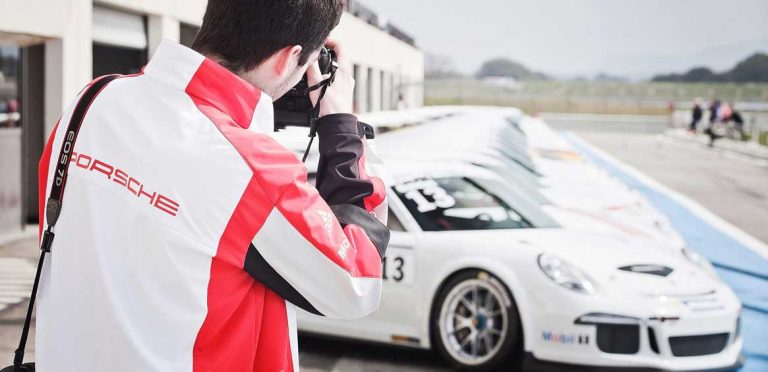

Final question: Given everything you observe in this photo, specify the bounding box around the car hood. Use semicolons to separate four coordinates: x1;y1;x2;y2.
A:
541;205;686;250
426;228;717;296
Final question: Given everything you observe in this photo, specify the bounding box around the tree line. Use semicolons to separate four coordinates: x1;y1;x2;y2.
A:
652;53;768;83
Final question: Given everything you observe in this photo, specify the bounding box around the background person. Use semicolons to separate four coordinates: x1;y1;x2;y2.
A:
705;99;724;146
727;102;746;140
708;98;721;126
689;98;703;133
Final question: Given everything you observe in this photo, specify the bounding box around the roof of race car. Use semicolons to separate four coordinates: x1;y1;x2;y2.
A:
375;112;538;171
385;159;502;183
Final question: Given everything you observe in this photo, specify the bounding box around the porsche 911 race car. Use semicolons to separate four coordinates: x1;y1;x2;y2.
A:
297;161;743;371
374;111;686;250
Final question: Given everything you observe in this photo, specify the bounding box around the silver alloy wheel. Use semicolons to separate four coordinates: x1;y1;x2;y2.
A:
438;278;509;366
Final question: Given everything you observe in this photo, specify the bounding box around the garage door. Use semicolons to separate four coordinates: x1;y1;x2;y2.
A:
92;6;147;50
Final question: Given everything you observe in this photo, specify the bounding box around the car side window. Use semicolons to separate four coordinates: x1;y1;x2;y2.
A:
387;208;406;232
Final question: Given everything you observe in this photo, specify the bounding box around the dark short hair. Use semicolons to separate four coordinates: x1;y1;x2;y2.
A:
192;0;344;72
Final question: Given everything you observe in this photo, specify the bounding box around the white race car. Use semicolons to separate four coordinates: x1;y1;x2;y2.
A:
374;111;686;250
297;161;743;371
518;116;685;246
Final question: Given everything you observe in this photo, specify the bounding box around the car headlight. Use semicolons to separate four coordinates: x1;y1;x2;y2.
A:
681;247;718;278
537;253;596;294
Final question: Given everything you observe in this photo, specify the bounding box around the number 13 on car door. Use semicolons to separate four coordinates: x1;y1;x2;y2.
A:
382;247;415;284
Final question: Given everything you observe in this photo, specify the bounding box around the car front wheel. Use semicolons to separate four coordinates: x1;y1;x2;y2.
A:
431;270;521;371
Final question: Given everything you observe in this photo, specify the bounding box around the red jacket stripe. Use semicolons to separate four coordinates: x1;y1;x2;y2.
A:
252;290;294;372
185;59;261;129
356;149;386;213
192;176;281;371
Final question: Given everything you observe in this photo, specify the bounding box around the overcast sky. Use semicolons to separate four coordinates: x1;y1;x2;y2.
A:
358;0;768;79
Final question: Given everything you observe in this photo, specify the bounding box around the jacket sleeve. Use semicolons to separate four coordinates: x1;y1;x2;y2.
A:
314;114;387;216
244;114;389;319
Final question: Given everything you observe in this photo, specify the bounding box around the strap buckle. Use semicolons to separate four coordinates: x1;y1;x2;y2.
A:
358;121;375;139
41;228;55;253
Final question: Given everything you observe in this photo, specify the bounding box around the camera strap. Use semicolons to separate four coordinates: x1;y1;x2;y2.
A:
301;82;329;162
8;74;119;372
300;68;375;162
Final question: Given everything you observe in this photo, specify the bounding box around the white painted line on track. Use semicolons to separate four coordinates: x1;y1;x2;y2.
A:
0;258;36;312
567;132;768;262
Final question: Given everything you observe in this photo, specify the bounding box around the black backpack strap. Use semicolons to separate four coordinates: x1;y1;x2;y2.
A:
10;74;119;372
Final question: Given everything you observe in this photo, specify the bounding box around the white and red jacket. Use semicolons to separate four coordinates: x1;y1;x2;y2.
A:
35;40;388;372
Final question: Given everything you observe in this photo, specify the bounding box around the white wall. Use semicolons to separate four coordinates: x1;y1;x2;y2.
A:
147;14;180;57
354;66;369;113
94;0;207;26
331;13;424;111
0;0;82;38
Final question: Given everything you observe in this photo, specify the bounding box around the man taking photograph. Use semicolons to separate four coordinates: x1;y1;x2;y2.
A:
34;0;388;371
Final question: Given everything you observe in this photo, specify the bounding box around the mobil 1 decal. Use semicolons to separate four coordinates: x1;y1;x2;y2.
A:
541;331;590;346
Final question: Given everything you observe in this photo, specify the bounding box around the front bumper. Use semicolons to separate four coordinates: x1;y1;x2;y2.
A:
525;287;743;371
522;352;745;372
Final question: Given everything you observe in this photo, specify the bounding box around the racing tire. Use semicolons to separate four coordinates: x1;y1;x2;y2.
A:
430;270;521;371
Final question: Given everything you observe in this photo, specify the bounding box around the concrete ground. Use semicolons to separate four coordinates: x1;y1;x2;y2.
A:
0;235;38;367
573;130;768;244
1;128;766;370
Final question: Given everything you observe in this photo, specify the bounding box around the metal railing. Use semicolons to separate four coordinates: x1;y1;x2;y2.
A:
386;24;416;47
344;0;416;47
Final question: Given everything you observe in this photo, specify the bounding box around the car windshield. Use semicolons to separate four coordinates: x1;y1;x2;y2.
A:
394;176;532;231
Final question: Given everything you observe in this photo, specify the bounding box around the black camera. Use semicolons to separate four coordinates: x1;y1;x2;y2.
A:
273;47;337;130
1;363;34;372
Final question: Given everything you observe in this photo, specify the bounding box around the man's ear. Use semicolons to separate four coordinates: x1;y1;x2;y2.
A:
274;45;303;77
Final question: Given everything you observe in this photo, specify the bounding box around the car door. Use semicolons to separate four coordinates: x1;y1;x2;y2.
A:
343;191;425;345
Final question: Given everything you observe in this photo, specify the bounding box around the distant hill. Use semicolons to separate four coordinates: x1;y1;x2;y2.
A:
608;37;768;80
476;58;549;81
652;52;768;83
593;72;628;82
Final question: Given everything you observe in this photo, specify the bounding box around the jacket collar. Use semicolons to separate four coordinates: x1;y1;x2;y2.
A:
143;40;273;131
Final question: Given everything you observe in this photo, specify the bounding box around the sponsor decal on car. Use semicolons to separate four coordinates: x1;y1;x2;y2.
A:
382;248;414;284
542;331;590;345
394;178;456;212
